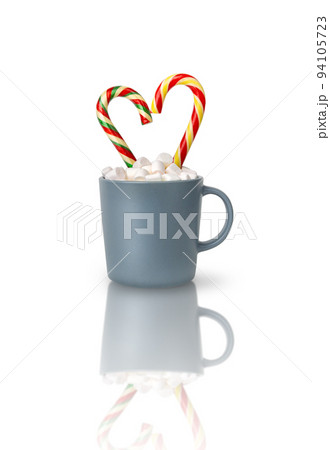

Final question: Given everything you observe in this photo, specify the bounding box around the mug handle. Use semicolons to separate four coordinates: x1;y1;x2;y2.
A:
198;307;234;367
197;185;234;253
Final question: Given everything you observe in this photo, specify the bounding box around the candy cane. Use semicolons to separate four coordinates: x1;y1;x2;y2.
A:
151;74;206;168
97;384;206;450
97;384;167;450
174;385;206;450
96;87;152;168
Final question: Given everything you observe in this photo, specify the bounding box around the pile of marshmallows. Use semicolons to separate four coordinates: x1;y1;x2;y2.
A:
104;371;198;396
102;153;198;182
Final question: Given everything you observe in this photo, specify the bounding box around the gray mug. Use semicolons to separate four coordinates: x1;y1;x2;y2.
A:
100;282;234;376
99;176;233;287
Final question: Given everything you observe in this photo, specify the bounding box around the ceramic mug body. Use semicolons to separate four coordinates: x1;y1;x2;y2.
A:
99;176;233;287
100;282;234;375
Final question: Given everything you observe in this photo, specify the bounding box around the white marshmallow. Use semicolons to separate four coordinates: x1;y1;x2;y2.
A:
151;160;165;174
133;157;151;168
156;152;173;167
102;166;112;177
105;167;126;180
114;373;127;384
167;374;182;388
182;166;198;178
179;172;191;180
166;163;182;175
135;383;152;394
146;173;162;181
143;164;153;174
158;385;173;397
129;373;145;384
162;173;180;181
126;168;139;179
134;168;148;181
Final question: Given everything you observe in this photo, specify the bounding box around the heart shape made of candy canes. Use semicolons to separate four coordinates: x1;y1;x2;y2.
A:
97;383;206;450
96;74;206;168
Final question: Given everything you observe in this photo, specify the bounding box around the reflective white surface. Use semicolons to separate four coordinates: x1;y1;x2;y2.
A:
0;0;325;448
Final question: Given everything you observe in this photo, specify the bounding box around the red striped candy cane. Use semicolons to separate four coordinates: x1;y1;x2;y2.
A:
151;74;206;168
96;87;152;168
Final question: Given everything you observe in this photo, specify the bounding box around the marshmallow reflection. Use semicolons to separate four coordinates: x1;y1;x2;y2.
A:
100;282;234;395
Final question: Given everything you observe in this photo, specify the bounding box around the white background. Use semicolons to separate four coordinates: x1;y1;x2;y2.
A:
0;1;329;449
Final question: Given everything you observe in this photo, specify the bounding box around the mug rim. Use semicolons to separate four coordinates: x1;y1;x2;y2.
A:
99;175;204;185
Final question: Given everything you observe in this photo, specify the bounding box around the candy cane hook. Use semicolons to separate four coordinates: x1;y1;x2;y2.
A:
97;86;152;167
97;384;167;450
151;74;206;168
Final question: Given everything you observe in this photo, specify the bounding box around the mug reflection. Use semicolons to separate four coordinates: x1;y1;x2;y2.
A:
100;281;234;395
